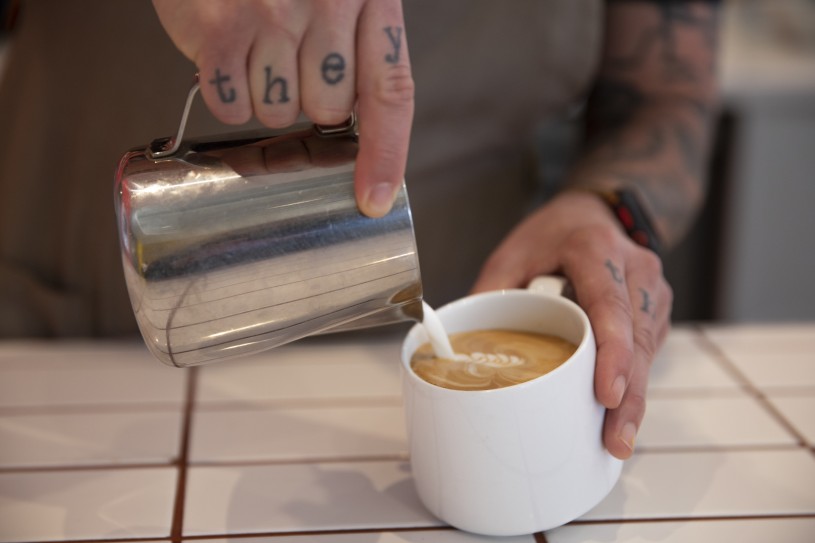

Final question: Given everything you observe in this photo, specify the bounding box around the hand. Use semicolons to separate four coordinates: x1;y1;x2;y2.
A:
152;0;414;217
472;190;673;460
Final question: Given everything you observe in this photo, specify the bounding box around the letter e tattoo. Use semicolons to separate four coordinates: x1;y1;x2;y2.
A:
209;68;236;103
384;26;403;64
321;53;346;85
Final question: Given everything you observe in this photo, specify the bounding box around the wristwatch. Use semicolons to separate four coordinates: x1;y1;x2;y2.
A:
592;188;663;257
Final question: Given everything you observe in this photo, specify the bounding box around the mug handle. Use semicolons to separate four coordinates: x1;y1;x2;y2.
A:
526;275;571;297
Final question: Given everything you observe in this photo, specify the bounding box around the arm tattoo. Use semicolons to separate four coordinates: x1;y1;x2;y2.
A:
569;2;719;248
263;66;290;105
605;259;624;283
321;53;346;85
209;68;236;103
384;26;403;64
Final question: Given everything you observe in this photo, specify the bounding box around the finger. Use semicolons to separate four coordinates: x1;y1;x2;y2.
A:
603;349;649;459
603;250;664;457
299;2;359;126
197;37;253;125
561;228;635;412
625;249;668;376
355;0;415;217
249;30;302;128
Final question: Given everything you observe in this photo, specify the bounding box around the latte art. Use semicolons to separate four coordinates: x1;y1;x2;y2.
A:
454;352;525;367
410;329;577;391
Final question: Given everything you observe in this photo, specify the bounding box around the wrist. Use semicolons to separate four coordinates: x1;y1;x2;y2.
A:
564;187;663;257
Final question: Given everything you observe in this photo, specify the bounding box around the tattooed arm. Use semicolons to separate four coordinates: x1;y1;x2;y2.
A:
474;0;720;459
151;0;413;218
569;0;719;247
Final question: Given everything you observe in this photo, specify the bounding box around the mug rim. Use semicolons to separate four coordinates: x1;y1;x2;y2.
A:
401;288;593;394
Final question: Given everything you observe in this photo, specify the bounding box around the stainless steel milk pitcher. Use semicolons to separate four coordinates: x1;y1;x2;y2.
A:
114;78;423;367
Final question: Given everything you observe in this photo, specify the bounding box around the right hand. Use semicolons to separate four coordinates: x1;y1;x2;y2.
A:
152;0;414;218
472;190;674;460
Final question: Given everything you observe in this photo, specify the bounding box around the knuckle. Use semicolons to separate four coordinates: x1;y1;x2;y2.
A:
562;224;622;261
633;324;658;364
636;248;664;277
586;293;634;331
370;65;415;109
305;104;354;126
259;0;297;22
624;391;648;419
256;108;299;129
606;342;636;374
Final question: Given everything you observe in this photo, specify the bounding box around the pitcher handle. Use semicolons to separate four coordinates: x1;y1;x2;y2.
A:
148;73;358;160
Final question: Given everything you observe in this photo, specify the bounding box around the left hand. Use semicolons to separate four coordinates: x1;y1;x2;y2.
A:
151;0;414;219
472;189;673;460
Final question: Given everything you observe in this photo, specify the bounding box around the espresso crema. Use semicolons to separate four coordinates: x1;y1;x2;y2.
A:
410;329;577;391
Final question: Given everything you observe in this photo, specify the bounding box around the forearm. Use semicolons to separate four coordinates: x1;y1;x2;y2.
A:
567;0;720;249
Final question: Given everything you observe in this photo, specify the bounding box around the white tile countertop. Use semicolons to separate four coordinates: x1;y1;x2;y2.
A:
1;323;814;543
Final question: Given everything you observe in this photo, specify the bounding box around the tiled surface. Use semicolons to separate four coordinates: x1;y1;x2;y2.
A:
548;518;815;543
649;327;743;392
1;323;813;542
583;449;815;520
0;409;183;467
702;324;815;391
183;461;439;535
767;394;815;446
636;393;797;450
0;468;177;541
196;332;404;406
0;341;186;408
190;404;407;463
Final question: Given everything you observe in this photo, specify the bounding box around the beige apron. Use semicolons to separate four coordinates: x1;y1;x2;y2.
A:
0;0;600;336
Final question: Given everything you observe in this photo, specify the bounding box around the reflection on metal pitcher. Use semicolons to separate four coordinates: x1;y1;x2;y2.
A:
114;86;422;367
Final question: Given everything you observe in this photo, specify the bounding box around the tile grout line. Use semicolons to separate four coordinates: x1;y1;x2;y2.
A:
568;512;815;525
0;462;176;474
632;443;802;455
180;526;457;540
29;513;815;543
695;326;811;449
188;454;411;468
1;443;800;476
0;402;184;416
6;516;815;543
193;396;404;411
170;366;199;543
0;396;405;417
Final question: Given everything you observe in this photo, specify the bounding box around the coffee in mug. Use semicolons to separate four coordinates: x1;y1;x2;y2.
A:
409;330;576;391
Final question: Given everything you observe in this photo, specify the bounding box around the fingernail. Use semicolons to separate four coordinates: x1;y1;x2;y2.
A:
620;422;637;453
364;183;397;218
611;375;626;407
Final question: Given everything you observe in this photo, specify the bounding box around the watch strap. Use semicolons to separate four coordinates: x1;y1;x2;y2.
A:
594;188;663;257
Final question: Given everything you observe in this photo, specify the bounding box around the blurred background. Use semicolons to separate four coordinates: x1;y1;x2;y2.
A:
1;0;814;325
533;0;815;324
667;0;815;322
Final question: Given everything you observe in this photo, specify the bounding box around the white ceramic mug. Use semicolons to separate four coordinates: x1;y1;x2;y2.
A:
400;277;623;536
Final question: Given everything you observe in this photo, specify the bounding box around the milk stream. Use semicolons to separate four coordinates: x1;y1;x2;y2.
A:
420;301;457;359
420;301;526;366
